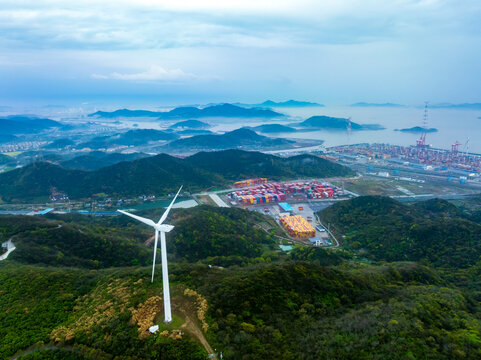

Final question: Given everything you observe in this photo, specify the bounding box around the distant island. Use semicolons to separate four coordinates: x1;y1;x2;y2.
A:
395;126;438;133
233;99;324;108
294;115;384;131
259;100;324;107
158;104;283;119
247;124;297;133
169;120;210;130
88;109;161;118
429;103;481;110
351;102;404;108
161;128;294;152
89;104;284;119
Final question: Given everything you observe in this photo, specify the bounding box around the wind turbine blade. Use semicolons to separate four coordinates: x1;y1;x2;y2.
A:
117;210;156;228
152;230;159;283
158;186;183;225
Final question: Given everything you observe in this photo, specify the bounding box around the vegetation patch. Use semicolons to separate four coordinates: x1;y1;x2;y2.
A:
130;295;163;339
319;196;481;268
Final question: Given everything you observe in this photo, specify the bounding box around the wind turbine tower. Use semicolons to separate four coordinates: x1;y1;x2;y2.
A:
117;186;183;323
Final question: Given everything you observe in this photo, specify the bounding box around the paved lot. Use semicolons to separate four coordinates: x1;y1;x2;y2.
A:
209;193;229;207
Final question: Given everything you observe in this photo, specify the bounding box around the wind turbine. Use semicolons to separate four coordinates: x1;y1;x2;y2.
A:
117;186;182;323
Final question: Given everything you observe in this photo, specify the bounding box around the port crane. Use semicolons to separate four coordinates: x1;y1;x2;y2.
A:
416;101;429;147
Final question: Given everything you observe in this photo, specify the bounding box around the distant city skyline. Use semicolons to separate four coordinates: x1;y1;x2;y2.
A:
1;0;480;106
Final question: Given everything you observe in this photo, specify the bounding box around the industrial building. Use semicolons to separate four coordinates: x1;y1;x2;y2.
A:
278;202;293;212
280;215;316;239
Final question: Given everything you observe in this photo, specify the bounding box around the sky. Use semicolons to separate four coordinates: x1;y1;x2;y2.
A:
1;0;480;107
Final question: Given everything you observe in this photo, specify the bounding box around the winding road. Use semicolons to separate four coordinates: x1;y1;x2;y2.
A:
0;239;15;261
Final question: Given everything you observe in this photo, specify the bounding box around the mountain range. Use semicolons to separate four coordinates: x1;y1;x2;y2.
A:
158;104;283;119
89;104;284;119
160;128;294;152
0;115;62;134
258;100;324;107
232;99;324;108
3;196;481;359
76;129;178;149
0;149;354;202
88;109;161;118
59;151;151;171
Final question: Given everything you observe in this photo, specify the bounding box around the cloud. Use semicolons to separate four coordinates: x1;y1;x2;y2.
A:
2;0;481;106
92;65;196;81
1;0;480;51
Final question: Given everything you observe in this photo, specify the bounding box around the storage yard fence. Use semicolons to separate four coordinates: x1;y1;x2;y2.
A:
229;179;339;206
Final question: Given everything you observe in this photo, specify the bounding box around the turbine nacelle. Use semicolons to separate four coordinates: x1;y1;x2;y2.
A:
155;224;174;233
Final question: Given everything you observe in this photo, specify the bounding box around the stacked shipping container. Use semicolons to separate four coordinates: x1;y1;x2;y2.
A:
280;215;316;238
229;180;337;205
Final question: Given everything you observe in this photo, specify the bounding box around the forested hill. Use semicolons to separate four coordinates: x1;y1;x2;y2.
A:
76;129;178;149
0;214;151;268
0;149;354;202
318;196;481;268
0;205;276;268
186;149;353;179
3;200;481;358
0;115;62;134
160;128;293;151
89;104;284;119
295;115;384;130
3;259;481;359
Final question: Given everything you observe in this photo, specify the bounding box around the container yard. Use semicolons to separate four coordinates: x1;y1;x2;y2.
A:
228;180;340;206
330;143;481;176
280;215;316;239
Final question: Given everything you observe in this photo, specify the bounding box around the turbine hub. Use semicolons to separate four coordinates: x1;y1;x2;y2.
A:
156;224;174;233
